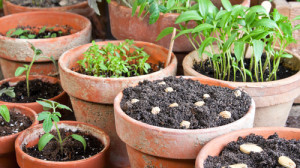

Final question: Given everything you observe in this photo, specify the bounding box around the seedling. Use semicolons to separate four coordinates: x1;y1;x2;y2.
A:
6;26;62;39
0;87;15;98
36;99;86;154
0;105;10;123
15;44;42;97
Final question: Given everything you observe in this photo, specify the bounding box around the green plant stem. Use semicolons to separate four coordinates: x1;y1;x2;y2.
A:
26;52;37;97
54;121;64;154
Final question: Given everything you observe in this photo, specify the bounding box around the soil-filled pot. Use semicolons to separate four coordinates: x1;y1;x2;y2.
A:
0;75;69;115
0;104;38;168
108;0;250;52
183;49;300;127
114;76;256;168
15;121;110;168
196;127;300;168
59;40;177;168
0;11;91;78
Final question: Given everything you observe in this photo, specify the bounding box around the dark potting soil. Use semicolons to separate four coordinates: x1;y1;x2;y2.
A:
23;129;104;161
204;133;300;168
0;79;62;103
194;54;298;82
0;111;32;136
9;0;86;7
121;77;252;129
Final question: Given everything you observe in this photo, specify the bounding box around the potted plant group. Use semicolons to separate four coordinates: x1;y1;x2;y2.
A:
196;127;300;168
15;100;110;168
58;40;177;167
0;11;91;78
0;104;38;168
114;76;256;168
159;0;300;126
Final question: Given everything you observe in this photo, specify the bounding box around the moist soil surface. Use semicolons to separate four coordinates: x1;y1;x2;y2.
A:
194;54;298;82
0;111;32;136
121;77;252;129
204;133;300;168
9;0;86;7
0;79;62;103
23;129;104;161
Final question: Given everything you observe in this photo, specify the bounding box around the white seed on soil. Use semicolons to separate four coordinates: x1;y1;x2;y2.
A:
151;107;160;115
240;143;263;154
194;101;205;107
131;99;139;104
169;103;179;107
219;111;232;119
278;156;296;168
165;87;174;92
234;90;242;97
222;163;248;168
180;120;190;129
158;81;166;85
203;94;210;99
59;0;68;6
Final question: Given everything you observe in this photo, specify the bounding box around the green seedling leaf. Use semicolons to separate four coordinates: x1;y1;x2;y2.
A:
156;27;174;41
57;104;72;111
247;5;268;16
0;105;10;122
281;53;293;58
38;133;55;151
175;10;203;24
192;23;214;33
234;41;245;62
43;114;53;133
71;134;87;151
292;15;300;21
251;18;278;29
37;111;51;121
131;0;138;16
37;101;53;109
221;0;232;11
149;2;159;24
15;67;27;77
0;87;15;98
252;39;264;62
51;114;60;122
198;0;209;18
11;29;27;36
28;34;36;39
167;0;175;9
39;26;46;34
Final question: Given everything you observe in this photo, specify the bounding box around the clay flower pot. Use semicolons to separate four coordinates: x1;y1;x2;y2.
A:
59;40;177;168
0;75;69;114
183;48;300;127
0;11;91;78
15;121;110;168
108;0;250;52
113;77;256;168
195;127;300;168
0;104;38;168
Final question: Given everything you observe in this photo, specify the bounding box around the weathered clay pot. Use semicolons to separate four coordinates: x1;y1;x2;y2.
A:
183;49;300;127
0;104;38;168
108;0;250;52
0;75;69;114
0;11;91;78
195;127;300;168
59;40;178;168
15;121;110;168
113;77;256;168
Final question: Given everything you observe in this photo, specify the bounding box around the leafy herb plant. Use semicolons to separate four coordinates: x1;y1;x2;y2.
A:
158;0;300;82
36;99;86;154
6;26;63;39
77;40;152;78
0;105;10;123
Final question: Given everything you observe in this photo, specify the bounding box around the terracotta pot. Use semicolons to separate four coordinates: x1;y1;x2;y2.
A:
0;104;38;168
195;127;300;168
0;75;69;115
113;77;256;168
15;121;110;168
108;0;250;52
0;11;91;78
183;48;300;127
59;40;178;168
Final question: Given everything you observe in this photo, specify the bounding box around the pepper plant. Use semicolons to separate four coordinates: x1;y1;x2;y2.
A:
0;105;10;123
158;0;300;82
37;99;86;154
77;40;151;78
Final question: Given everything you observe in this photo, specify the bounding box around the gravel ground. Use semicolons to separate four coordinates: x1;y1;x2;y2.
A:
286;105;300;128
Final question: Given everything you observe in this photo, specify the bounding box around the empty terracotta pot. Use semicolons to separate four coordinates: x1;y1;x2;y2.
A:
15;121;110;168
0;104;38;168
183;48;300;127
113;77;256;168
195;127;300;168
59;40;178;168
0;11;91;78
0;75;69;114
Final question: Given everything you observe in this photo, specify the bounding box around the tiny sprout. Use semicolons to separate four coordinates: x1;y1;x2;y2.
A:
169;103;179;107
0;87;16;98
131;99;139;104
158;81;166;85
180;120;190;129
165;87;174;93
37;99;86;154
203;94;210;99
0;105;10;123
194;101;205;107
219;111;232;119
234;90;242;97
151;107;160;115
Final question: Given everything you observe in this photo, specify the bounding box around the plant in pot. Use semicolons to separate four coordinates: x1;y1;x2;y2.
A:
0;104;38;168
15;99;110;168
196;127;300;168
113;76;256;168
0;11;91;78
59;40;177;167
159;0;300;127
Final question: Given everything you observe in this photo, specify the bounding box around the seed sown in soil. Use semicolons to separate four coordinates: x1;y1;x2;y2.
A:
121;77;251;129
0;110;32;136
204;133;300;168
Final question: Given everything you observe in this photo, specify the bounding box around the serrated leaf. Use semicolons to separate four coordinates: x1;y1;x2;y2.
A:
51;114;60;122
37;111;51;121
0;105;10;122
252;39;264;62
43;115;53;133
175;10;202;24
15;67;27;77
38;133;55;151
156;27;174;41
71;134;87;151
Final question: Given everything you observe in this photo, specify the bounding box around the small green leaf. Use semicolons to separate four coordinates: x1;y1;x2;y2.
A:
251;19;278;29
131;0;138;16
39;26;46;34
43;114;53;133
281;53;293;58
149;2;160;24
0;105;10;122
71;134;87;151
198;0;209;18
38;133;55;151
51;114;60;122
156;27;174;41
167;0;175;9
175;10;202;24
252;39;264;62
57;104;72;111
234;41;245;62
292;15;300;21
37;101;53;109
37;111;51;121
192;23;214;33
221;0;232;11
15;67;27;77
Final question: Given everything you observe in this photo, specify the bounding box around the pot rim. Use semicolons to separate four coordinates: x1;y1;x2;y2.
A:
15;121;110;164
195;127;300;168
0;75;66;106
